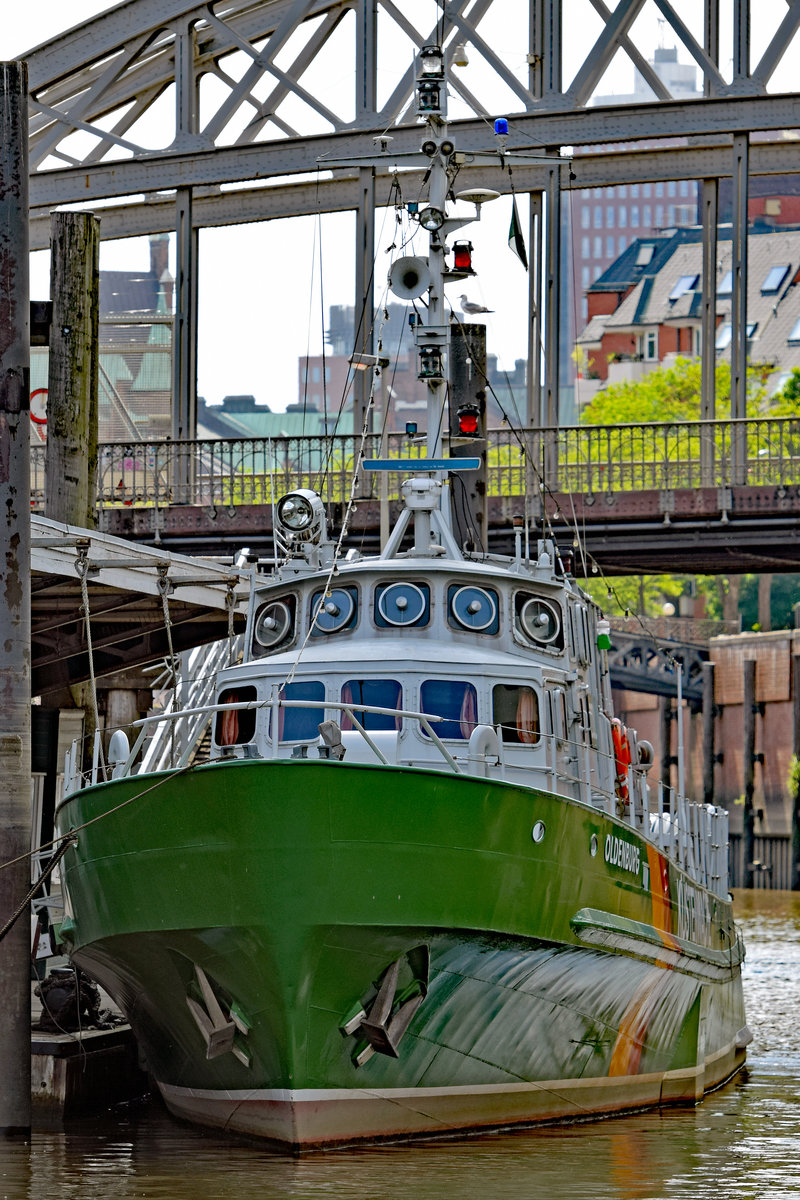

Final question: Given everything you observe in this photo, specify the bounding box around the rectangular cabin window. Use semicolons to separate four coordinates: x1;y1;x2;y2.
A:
215;686;258;746
269;681;325;741
341;679;402;731
492;685;540;745
420;680;477;740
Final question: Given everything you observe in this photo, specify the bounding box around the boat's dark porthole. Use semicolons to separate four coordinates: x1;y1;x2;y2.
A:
448;585;499;633
253;599;294;651
519;596;561;645
532;821;546;843
311;586;357;635
590;834;598;856
376;582;429;627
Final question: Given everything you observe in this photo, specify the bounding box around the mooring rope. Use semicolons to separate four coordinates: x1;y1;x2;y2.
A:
0;835;76;943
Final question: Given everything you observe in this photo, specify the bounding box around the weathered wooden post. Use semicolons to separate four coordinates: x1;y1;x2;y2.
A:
742;658;757;890
44;210;100;528
702;661;716;807
449;323;488;553
0;59;32;1136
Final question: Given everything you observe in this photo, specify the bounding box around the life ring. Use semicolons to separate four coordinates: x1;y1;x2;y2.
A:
611;718;631;802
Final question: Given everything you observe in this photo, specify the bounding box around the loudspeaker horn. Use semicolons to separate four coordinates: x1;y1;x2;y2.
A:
388;256;431;300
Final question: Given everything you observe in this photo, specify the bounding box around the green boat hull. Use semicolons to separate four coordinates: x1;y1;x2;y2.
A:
57;759;747;1148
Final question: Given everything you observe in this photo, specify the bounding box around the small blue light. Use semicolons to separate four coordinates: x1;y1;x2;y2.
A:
407;202;418;214
494;118;508;136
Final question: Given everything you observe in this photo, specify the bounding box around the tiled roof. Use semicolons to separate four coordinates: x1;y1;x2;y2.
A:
578;225;800;394
99;270;161;315
588;228;701;294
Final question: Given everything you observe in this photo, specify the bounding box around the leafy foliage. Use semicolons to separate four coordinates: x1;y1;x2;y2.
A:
580;357;770;425
576;358;800;630
771;366;800;416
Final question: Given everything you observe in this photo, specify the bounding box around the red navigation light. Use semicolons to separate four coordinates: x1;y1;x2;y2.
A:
457;403;480;436
453;240;473;272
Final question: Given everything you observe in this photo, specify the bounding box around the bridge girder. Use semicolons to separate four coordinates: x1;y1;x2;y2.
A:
20;0;800;441
23;0;800;232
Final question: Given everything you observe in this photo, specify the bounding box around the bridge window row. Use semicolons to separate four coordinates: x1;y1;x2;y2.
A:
215;681;541;747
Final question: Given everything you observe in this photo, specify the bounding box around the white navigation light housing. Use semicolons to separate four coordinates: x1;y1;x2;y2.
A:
276;489;327;542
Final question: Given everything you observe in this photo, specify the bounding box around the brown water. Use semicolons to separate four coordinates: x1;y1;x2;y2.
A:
3;890;799;1200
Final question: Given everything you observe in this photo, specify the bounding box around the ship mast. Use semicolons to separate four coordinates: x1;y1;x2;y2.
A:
412;44;451;462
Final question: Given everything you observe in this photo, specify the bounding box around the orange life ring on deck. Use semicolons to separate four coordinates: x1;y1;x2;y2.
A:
611;719;631;802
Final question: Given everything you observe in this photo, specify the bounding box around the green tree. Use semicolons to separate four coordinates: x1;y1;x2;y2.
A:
580;357;769;425
771;366;800;416
576;356;800;628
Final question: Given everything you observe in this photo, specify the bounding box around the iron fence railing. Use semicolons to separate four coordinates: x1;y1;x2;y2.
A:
29;416;800;512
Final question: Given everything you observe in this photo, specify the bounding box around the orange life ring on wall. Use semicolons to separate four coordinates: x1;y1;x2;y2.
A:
611;718;631;802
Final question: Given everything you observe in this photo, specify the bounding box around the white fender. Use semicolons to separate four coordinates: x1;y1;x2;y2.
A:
467;724;501;777
108;729;130;779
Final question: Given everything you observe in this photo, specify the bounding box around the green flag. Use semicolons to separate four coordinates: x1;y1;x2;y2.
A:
508;196;528;270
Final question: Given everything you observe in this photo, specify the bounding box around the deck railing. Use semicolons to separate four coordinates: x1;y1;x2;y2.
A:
63;690;729;898
29;415;800;513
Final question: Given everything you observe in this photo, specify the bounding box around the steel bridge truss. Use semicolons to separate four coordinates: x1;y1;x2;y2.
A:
22;0;800;439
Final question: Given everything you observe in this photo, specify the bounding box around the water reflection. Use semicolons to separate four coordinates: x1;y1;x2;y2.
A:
2;891;798;1200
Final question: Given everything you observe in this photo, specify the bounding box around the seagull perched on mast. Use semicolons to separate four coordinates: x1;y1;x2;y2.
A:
459;294;493;315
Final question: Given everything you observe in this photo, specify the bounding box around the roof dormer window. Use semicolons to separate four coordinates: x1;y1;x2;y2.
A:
761;264;790;294
669;274;699;302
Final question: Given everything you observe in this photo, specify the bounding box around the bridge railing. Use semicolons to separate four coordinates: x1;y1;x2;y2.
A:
29;415;800;511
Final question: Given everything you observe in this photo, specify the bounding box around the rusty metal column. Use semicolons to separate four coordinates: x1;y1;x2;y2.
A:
527;191;543;429
704;0;719;100
531;0;562;100
542;162;562;489
172;19;199;510
742;657;757;890
354;168;376;440
0;59;31;1136
730;134;749;484
173;187;197;447
353;1;377;442
700;179;718;484
730;5;750;484
701;661;716;807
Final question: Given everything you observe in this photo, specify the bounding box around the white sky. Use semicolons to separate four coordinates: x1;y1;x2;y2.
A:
4;1;799;411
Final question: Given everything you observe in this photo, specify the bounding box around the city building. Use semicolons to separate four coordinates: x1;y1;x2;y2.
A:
31;234;175;442
575;226;800;401
569;46;702;330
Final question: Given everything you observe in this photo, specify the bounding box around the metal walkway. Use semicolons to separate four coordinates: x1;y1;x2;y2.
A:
31;416;800;573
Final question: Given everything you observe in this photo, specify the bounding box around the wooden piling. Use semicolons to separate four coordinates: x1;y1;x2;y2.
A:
0;59;32;1136
44;210;100;528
